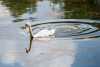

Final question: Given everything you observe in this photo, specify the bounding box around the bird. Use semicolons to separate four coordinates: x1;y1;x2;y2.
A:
24;22;55;53
25;22;55;38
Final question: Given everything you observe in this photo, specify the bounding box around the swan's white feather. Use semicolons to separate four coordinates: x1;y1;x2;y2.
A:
34;29;55;37
25;22;55;38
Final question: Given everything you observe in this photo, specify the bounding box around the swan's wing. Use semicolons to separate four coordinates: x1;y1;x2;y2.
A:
34;30;50;37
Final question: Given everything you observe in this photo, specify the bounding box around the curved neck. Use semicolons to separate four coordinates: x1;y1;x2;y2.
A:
28;26;33;38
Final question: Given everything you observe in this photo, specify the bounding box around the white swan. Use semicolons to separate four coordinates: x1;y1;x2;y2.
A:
25;22;55;38
25;22;56;53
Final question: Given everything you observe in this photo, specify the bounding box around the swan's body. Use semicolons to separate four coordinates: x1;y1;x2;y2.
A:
34;29;55;38
25;22;55;53
25;22;55;38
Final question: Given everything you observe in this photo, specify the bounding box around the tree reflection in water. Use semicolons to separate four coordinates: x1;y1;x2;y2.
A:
0;0;100;20
1;0;37;17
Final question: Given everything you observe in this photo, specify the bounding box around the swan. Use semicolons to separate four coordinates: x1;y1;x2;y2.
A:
25;22;55;38
25;22;55;53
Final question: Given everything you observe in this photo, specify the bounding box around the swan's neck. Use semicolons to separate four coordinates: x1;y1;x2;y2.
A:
28;26;33;38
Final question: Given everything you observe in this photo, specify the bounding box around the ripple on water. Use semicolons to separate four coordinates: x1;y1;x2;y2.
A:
23;21;100;40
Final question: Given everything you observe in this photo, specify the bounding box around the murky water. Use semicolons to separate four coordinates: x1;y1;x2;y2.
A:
0;0;100;67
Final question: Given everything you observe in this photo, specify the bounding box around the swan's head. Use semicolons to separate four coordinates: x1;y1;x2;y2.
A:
25;22;32;32
25;22;31;28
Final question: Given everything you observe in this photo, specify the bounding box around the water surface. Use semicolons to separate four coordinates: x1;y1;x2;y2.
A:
0;0;100;67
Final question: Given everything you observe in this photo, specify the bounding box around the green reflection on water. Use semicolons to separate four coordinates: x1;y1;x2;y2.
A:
0;0;100;19
1;0;37;17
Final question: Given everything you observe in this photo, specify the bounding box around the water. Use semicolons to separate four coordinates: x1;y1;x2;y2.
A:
0;0;100;67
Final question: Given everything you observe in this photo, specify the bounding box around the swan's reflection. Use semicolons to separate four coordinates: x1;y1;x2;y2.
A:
25;34;33;54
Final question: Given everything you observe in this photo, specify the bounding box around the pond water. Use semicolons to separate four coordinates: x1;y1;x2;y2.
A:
0;0;100;67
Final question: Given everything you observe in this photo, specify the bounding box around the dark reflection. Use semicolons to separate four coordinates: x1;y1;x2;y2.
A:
63;0;100;19
93;23;100;29
0;0;100;21
1;0;37;17
25;34;33;54
47;0;100;19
